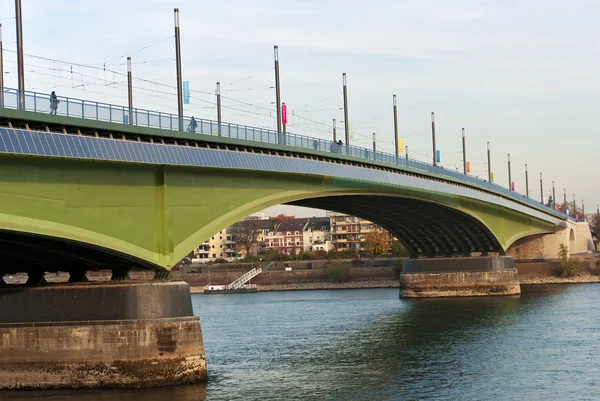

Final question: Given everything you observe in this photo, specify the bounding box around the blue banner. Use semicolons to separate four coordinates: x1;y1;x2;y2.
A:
436;150;440;163
183;81;190;104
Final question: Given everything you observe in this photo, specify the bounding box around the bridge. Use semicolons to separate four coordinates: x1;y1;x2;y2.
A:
0;87;587;277
0;87;594;389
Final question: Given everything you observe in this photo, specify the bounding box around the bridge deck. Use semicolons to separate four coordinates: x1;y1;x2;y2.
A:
0;87;570;222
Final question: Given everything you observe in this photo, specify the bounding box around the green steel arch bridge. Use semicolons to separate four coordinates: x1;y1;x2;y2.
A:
0;88;571;280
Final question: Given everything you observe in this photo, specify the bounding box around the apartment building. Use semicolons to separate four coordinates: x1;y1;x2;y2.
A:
329;212;379;253
193;215;334;261
193;228;237;261
302;217;331;252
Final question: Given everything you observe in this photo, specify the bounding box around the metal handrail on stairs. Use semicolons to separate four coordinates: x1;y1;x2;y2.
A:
227;268;262;290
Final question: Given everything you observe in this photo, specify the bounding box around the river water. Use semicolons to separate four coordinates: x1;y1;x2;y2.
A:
4;284;600;400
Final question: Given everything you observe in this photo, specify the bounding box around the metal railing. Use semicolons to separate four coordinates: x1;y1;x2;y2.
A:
227;268;262;289
0;87;572;221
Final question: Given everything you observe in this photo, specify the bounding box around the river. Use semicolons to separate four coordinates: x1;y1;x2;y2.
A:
4;284;600;400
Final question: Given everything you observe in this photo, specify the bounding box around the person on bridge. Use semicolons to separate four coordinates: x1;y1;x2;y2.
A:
188;117;198;133
49;91;60;115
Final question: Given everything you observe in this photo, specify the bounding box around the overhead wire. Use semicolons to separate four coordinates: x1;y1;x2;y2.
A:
101;36;175;65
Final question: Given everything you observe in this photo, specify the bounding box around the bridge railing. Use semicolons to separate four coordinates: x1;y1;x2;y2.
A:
0;87;572;221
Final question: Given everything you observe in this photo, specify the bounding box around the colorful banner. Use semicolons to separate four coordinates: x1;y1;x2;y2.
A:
436;150;440;163
398;137;403;152
183;81;190;104
490;172;494;183
511;182;515;191
282;104;287;125
466;161;471;173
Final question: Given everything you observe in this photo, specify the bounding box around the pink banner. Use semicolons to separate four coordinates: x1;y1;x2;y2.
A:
282;104;287;125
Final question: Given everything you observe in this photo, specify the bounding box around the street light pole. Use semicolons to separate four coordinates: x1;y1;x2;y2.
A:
393;94;399;159
372;133;376;153
525;164;529;198
0;23;4;107
552;181;556;209
274;45;282;141
564;188;567;211
174;8;183;130
343;73;349;146
216;81;222;136
462;128;467;175
540;173;544;204
333;119;337;142
127;57;133;125
15;0;25;109
487;142;492;182
431;112;437;166
507;154;512;191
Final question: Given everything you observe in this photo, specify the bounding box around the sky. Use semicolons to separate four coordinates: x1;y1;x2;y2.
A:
0;0;598;217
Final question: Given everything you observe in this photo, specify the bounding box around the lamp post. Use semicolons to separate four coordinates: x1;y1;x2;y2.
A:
274;45;282;141
15;0;25;109
393;94;399;159
431;112;437;166
487;142;492;182
507;154;512;191
539;173;544;204
525;164;529;198
343;73;349;146
332;119;337;143
174;8;183;130
216;81;222;135
0;23;4;107
127;57;133;125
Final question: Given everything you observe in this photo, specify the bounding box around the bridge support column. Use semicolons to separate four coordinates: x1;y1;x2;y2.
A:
0;281;206;389
400;256;520;298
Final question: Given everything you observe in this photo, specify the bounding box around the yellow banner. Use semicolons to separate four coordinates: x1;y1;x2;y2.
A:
398;137;403;152
490;172;494;183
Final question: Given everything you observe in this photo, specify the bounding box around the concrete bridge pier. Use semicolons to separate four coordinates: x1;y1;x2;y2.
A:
0;281;206;389
400;256;521;298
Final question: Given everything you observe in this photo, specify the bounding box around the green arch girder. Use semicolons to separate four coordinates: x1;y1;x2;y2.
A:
0;156;556;269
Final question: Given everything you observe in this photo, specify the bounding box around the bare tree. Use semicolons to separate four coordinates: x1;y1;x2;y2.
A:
230;220;260;259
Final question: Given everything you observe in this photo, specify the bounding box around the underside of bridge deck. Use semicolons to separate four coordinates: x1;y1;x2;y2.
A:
0;229;154;280
291;195;504;257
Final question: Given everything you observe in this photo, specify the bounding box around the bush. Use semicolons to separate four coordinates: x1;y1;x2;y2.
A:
325;263;355;282
556;244;581;277
213;258;228;264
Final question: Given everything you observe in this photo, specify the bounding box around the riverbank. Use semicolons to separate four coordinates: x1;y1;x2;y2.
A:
182;257;600;293
520;275;600;284
190;280;400;294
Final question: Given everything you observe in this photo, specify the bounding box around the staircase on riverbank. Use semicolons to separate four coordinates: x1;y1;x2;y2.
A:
227;268;262;289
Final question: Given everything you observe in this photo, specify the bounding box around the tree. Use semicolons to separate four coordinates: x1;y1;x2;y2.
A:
363;229;390;258
390;240;408;256
558;201;585;220
230;219;259;259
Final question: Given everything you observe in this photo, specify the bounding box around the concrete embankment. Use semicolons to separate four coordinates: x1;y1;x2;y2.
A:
190;279;400;294
184;257;600;294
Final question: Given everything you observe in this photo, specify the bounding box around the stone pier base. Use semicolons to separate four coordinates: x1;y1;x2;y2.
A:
400;256;521;298
0;281;206;389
